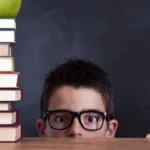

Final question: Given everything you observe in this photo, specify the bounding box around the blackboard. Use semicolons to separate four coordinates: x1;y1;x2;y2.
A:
13;0;150;137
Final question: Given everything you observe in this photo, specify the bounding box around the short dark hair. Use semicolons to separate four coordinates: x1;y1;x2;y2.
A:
40;58;114;120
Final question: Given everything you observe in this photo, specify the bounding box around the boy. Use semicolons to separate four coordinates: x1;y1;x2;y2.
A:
36;58;118;138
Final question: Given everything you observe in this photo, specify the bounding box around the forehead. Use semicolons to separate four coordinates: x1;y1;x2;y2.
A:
48;86;105;112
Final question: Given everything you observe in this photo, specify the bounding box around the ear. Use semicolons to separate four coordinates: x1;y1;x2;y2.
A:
106;119;118;138
36;119;46;137
146;134;150;139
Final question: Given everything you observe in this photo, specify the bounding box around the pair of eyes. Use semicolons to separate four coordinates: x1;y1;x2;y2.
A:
52;115;101;124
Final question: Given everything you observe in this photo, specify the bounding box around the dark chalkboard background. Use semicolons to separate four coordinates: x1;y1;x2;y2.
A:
13;0;150;137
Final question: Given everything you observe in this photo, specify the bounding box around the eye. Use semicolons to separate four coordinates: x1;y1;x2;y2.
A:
86;116;97;123
55;115;67;123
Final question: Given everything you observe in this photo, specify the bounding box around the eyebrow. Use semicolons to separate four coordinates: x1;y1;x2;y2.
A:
48;108;106;113
82;108;106;113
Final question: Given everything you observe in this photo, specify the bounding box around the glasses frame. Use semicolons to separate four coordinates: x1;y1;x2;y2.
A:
43;109;108;131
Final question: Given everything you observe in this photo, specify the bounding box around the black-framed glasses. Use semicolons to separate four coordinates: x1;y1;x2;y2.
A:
43;109;108;131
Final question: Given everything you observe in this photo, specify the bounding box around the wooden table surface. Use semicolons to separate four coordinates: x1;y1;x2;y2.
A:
0;138;150;150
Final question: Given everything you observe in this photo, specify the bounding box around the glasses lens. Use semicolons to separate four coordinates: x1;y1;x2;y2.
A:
80;112;103;130
49;111;72;129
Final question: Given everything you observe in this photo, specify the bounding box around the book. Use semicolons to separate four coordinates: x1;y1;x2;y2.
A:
0;43;11;56
0;31;15;43
0;88;22;101
0;19;16;29
0;110;18;125
0;57;14;72
0;72;19;88
0;124;22;142
0;102;12;111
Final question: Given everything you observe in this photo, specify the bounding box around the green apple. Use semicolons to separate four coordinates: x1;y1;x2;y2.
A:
0;0;22;18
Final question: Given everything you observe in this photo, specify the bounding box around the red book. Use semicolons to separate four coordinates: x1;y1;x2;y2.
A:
0;88;22;101
0;124;22;142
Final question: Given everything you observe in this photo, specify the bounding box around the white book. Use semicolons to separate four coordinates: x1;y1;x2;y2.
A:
0;19;16;29
0;31;15;43
0;89;22;101
0;72;19;88
0;103;12;111
0;57;14;71
0;110;17;125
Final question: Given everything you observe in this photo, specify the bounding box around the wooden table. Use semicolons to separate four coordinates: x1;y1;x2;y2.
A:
0;138;150;150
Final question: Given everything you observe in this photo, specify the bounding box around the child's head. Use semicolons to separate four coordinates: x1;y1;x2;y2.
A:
36;58;118;138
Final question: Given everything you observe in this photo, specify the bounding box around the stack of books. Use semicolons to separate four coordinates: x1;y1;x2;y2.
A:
0;19;22;142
